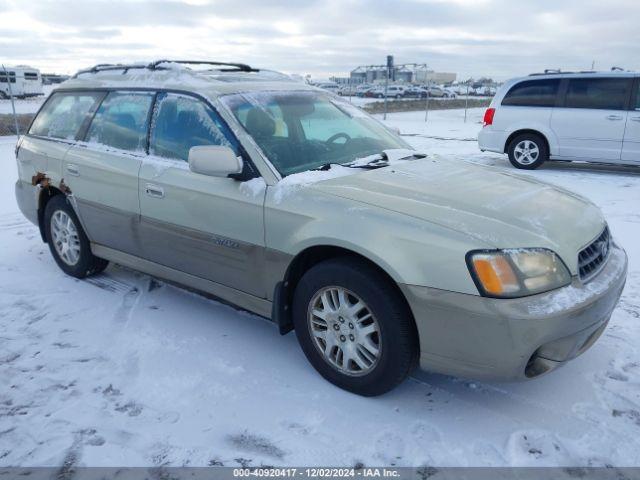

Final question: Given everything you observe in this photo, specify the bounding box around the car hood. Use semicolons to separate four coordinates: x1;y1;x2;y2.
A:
312;157;605;275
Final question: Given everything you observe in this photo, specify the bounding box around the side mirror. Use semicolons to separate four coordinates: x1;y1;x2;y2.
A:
389;126;401;135
188;145;243;177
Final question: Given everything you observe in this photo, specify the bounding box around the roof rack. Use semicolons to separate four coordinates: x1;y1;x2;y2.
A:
149;60;258;72
73;60;259;78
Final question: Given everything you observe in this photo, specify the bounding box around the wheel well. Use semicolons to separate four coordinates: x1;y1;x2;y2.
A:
273;245;415;336
37;186;64;243
504;129;549;154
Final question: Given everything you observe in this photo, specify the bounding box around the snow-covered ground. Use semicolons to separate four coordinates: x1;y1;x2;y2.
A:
1;109;639;468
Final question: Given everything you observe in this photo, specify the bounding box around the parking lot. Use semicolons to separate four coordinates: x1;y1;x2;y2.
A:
0;108;639;468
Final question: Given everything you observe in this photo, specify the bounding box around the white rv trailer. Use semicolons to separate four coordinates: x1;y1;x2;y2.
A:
0;66;44;99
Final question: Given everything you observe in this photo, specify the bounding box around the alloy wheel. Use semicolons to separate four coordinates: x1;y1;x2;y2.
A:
513;139;540;165
307;286;381;376
51;210;81;266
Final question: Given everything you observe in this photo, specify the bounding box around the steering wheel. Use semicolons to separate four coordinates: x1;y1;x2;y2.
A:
325;132;352;145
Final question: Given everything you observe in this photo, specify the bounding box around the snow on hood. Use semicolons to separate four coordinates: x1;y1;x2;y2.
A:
309;156;606;274
271;149;426;203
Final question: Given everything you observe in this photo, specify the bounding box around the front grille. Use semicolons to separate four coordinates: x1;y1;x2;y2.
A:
578;227;610;282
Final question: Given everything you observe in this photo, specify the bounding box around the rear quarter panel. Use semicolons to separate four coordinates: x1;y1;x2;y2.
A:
17;136;69;188
492;106;558;154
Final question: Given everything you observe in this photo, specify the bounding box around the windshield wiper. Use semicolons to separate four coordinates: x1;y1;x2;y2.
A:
312;161;386;171
312;162;345;171
312;151;427;172
344;151;427;169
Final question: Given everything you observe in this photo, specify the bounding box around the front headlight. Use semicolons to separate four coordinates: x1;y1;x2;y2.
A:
466;248;571;298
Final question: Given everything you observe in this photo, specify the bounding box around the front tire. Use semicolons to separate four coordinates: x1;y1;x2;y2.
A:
44;195;108;278
293;257;418;396
507;133;548;169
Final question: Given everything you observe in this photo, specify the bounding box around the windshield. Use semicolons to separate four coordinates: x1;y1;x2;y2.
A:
221;90;410;176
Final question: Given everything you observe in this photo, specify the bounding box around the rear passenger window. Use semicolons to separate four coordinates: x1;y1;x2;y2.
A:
634;83;640;110
86;92;154;151
29;92;102;140
502;79;560;107
565;78;631;110
149;93;237;162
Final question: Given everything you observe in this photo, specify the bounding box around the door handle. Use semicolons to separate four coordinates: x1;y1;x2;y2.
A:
606;115;623;121
145;183;164;198
66;164;80;176
631;116;640;122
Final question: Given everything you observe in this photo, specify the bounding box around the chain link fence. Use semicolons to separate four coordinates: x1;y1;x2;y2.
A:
0;113;34;136
361;97;490;115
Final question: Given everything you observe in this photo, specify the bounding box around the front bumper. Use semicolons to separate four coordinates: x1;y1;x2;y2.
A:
400;243;628;381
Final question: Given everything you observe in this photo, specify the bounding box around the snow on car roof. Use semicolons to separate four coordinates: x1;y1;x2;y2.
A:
60;61;317;97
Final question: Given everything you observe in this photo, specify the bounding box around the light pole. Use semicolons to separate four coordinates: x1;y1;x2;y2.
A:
2;64;19;136
424;66;430;123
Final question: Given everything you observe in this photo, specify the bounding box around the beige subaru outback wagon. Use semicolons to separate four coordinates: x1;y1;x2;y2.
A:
14;61;627;396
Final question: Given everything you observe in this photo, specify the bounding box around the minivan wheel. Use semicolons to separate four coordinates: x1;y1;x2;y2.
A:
44;195;108;278
507;133;548;169
292;257;418;396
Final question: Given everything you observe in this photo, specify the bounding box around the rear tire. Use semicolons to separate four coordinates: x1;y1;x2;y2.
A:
44;195;108;278
293;257;418;396
507;133;548;169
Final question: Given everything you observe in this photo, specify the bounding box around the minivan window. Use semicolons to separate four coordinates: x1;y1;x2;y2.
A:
29;91;103;140
86;92;154;152
502;79;560;107
149;93;237;162
635;82;640;110
565;78;631;110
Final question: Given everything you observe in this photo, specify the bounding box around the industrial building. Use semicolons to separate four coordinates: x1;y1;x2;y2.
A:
349;63;456;85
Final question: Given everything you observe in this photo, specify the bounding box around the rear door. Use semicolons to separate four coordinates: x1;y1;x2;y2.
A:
63;91;155;255
621;79;640;163
550;77;632;161
138;92;266;297
19;91;105;206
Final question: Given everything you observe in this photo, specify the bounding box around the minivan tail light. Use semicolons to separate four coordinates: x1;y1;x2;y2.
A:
483;108;495;127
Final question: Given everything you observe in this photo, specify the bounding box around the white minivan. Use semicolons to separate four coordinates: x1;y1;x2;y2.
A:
478;71;640;169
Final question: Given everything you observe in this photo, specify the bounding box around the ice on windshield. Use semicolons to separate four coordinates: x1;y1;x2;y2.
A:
220;90;410;177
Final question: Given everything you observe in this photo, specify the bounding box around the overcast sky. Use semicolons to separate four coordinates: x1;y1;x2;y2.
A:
0;0;638;80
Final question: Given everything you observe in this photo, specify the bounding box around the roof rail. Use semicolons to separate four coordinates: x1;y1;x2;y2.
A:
529;69;565;76
529;69;603;77
73;63;153;78
73;59;258;78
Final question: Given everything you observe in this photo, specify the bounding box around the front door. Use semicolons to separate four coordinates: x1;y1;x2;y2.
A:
550;77;632;161
138;92;266;297
622;80;640;164
64;91;155;255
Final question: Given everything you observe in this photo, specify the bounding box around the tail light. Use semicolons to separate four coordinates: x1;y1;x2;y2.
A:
483;108;495;127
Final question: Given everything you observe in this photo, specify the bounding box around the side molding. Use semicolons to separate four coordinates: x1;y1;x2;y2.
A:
91;243;273;319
